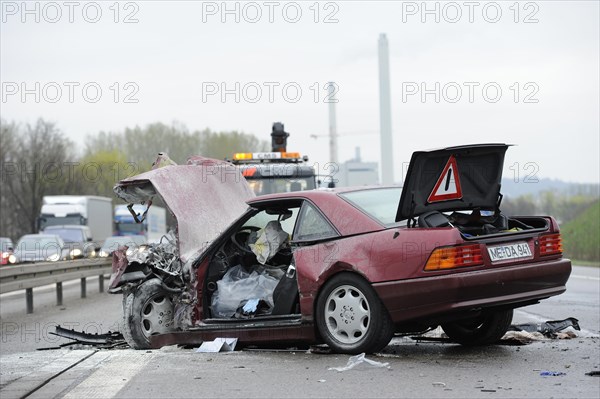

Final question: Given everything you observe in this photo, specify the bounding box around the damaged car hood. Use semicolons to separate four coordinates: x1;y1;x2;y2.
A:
396;144;509;221
114;158;255;263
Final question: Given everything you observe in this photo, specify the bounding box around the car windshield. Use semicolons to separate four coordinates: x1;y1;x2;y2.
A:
246;177;315;195
39;215;83;230
17;236;62;250
45;228;84;242
339;187;402;225
116;223;144;234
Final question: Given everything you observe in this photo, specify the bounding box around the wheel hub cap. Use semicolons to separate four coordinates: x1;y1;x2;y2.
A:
325;285;370;345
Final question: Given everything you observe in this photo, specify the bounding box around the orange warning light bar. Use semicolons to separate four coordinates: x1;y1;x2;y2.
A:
233;153;253;161
232;152;303;161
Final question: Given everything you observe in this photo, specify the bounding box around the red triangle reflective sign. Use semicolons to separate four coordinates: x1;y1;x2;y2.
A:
427;155;463;203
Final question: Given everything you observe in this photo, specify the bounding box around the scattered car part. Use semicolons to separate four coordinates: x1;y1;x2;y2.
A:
49;326;126;349
508;317;580;337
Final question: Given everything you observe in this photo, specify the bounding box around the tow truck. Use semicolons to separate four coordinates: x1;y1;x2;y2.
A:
229;122;317;195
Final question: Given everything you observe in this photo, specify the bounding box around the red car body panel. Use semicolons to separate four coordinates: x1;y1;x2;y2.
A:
177;190;571;339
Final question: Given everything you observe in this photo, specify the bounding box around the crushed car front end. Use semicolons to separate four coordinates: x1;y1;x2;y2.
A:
108;155;255;348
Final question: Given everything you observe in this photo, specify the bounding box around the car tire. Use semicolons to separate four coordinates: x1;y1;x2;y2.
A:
316;273;394;354
123;278;175;349
441;309;513;346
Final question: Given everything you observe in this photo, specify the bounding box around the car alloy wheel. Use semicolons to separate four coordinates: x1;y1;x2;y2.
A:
324;284;371;345
123;278;175;349
316;273;393;354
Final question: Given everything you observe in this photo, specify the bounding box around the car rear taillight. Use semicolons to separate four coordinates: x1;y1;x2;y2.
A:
539;233;562;256
424;244;483;271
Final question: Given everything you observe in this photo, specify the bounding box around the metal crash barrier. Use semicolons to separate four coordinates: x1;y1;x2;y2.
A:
0;259;112;313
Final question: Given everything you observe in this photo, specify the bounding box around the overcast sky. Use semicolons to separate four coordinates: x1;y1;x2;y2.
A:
2;1;598;184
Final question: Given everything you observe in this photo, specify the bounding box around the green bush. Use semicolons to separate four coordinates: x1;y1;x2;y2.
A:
561;200;600;262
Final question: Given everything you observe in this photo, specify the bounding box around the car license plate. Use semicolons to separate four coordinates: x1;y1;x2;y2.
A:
487;242;532;262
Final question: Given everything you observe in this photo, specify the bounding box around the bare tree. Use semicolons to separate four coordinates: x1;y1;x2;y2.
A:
84;122;268;165
0;120;20;240
0;119;74;239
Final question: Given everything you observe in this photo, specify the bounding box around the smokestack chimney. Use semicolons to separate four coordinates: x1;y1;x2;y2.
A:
327;82;338;165
378;33;394;185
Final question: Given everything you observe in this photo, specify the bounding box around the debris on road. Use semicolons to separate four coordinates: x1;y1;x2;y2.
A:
196;338;238;353
540;371;567;376
509;317;580;337
410;318;581;346
45;325;127;349
585;371;600;377
328;353;390;372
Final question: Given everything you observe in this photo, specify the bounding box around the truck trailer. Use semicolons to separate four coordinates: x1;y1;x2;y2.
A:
38;195;113;246
114;204;167;243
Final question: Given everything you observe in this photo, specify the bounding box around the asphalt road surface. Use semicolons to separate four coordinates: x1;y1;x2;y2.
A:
1;266;598;398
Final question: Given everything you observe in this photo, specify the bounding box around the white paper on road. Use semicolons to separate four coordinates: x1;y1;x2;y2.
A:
196;338;238;353
328;353;390;372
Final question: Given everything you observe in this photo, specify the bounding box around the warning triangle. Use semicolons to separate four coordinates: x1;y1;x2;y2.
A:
428;155;463;203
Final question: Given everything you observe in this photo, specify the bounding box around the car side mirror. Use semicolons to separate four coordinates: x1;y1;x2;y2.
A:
87;237;92;242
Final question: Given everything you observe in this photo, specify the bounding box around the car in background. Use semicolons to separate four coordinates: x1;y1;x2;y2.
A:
42;225;96;259
9;234;68;264
1;237;15;265
99;236;147;258
108;147;571;353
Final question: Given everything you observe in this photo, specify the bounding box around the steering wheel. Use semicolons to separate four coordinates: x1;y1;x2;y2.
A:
230;226;261;253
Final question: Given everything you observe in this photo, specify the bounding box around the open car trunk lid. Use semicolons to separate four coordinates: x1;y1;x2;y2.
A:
396;144;509;221
113;157;255;263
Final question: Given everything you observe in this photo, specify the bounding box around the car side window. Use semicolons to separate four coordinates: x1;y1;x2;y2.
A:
293;202;337;242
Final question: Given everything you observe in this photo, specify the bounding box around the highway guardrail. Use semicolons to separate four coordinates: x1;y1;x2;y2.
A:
0;258;112;313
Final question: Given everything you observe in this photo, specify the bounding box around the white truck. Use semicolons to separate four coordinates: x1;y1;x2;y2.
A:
114;204;167;243
38;196;113;247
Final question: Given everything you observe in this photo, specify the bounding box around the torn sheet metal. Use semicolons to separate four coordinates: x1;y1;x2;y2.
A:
49;326;127;349
114;156;255;264
127;231;181;276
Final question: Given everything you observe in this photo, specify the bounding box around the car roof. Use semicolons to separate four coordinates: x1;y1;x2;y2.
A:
246;185;401;204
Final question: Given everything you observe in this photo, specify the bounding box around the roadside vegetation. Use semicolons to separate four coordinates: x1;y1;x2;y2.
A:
561;200;600;264
504;194;599;264
1;118;267;240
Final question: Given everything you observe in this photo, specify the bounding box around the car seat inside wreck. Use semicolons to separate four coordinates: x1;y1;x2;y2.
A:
203;204;303;320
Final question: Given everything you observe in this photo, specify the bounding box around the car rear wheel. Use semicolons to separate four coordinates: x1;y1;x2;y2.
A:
123;278;175;349
441;309;513;346
316;273;393;354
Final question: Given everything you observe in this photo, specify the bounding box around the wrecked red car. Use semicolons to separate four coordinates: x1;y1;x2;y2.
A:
108;145;571;354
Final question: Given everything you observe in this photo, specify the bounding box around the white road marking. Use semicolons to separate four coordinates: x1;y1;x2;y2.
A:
570;274;600;281
63;351;152;399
